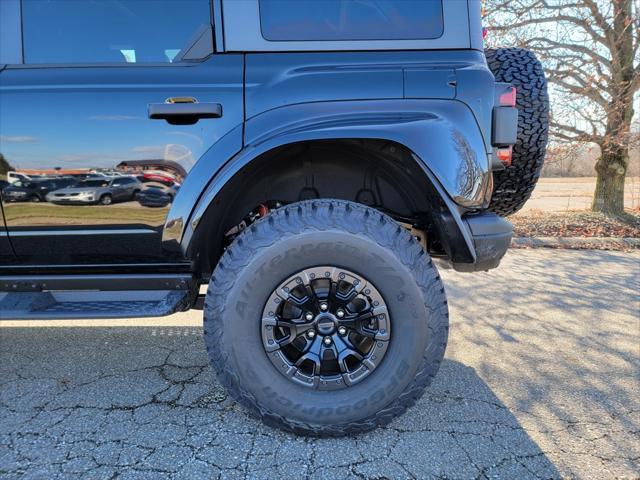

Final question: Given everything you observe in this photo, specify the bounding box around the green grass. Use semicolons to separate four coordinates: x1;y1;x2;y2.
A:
3;203;168;226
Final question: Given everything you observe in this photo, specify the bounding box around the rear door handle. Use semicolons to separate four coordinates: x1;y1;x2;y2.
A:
148;99;222;125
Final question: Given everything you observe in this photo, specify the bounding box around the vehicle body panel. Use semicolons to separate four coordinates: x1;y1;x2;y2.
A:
0;0;506;282
0;57;244;266
169;99;490;261
244;51;462;119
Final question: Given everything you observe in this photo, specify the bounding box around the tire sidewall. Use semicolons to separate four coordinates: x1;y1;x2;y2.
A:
210;229;434;427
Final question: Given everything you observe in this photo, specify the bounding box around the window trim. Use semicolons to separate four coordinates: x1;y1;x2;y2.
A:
4;0;217;68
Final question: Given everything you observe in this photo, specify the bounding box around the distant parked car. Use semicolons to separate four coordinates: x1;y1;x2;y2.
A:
7;171;32;185
47;177;141;205
3;178;77;202
139;171;179;186
66;173;108;181
136;182;179;208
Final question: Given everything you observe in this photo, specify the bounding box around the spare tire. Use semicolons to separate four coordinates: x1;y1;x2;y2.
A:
486;48;549;216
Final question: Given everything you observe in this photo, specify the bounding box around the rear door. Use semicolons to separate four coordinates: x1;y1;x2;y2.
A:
0;0;244;268
107;179;127;203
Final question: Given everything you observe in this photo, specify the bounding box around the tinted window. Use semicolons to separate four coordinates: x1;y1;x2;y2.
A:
259;0;444;41
22;0;211;64
80;180;107;187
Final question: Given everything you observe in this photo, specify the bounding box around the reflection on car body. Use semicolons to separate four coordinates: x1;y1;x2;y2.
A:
47;177;141;205
136;182;179;208
3;177;77;202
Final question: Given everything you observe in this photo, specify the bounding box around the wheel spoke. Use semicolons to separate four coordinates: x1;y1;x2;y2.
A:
295;337;322;373
339;311;379;339
276;287;315;310
262;266;390;390
262;315;314;350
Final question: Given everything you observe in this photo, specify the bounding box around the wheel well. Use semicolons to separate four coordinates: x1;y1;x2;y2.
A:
190;139;461;278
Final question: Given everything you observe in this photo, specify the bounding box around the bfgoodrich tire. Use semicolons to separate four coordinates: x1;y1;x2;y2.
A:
486;48;550;216
203;199;449;436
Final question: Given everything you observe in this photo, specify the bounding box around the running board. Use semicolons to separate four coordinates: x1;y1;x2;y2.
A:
0;289;191;320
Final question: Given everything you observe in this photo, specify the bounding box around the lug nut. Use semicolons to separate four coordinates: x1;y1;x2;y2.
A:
305;312;314;321
338;326;347;336
319;302;328;311
306;330;316;338
336;309;345;318
323;336;332;345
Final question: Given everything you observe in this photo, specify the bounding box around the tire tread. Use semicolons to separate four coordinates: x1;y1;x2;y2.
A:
203;199;449;436
486;47;550;216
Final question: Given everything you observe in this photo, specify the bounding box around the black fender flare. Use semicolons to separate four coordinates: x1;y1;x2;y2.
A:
163;99;490;265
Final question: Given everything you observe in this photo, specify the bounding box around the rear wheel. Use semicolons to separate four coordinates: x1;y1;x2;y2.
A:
203;199;449;436
486;47;549;216
30;195;41;203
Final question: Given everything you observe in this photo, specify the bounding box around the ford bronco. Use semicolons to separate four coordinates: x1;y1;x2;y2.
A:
0;0;548;435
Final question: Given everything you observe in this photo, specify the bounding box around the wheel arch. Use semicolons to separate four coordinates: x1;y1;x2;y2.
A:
163;100;491;277
181;138;476;278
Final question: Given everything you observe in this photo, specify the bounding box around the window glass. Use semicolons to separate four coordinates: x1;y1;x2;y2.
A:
259;0;444;41
80;180;105;187
22;0;211;64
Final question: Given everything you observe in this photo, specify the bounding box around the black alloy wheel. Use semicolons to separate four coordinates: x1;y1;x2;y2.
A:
261;266;390;390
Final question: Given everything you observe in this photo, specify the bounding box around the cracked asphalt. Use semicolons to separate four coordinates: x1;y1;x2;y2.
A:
1;249;639;479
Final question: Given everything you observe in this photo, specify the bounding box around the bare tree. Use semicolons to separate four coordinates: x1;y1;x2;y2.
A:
0;153;14;177
485;0;639;215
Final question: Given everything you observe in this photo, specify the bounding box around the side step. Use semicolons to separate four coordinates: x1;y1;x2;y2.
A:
0;289;191;320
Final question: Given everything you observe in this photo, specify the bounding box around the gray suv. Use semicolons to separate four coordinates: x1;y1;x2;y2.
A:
46;177;141;205
0;0;548;435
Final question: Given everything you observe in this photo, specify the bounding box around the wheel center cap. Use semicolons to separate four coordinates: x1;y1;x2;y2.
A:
315;313;337;335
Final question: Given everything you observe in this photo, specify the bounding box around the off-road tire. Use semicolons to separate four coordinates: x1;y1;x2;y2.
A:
486;48;549;216
203;199;449;436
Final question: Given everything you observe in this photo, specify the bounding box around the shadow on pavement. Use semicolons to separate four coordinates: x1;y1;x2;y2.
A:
442;249;640;478
0;325;561;479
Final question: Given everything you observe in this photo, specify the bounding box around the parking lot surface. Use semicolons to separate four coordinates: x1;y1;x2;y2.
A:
1;249;639;479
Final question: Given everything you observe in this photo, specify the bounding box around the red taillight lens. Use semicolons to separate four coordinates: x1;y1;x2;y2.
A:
499;86;517;107
496;146;513;166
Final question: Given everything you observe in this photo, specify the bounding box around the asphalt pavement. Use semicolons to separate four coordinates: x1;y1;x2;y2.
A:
1;249;639;479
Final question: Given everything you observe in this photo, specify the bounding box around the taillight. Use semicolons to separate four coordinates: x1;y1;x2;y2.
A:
496;146;513;167
499;86;517;107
